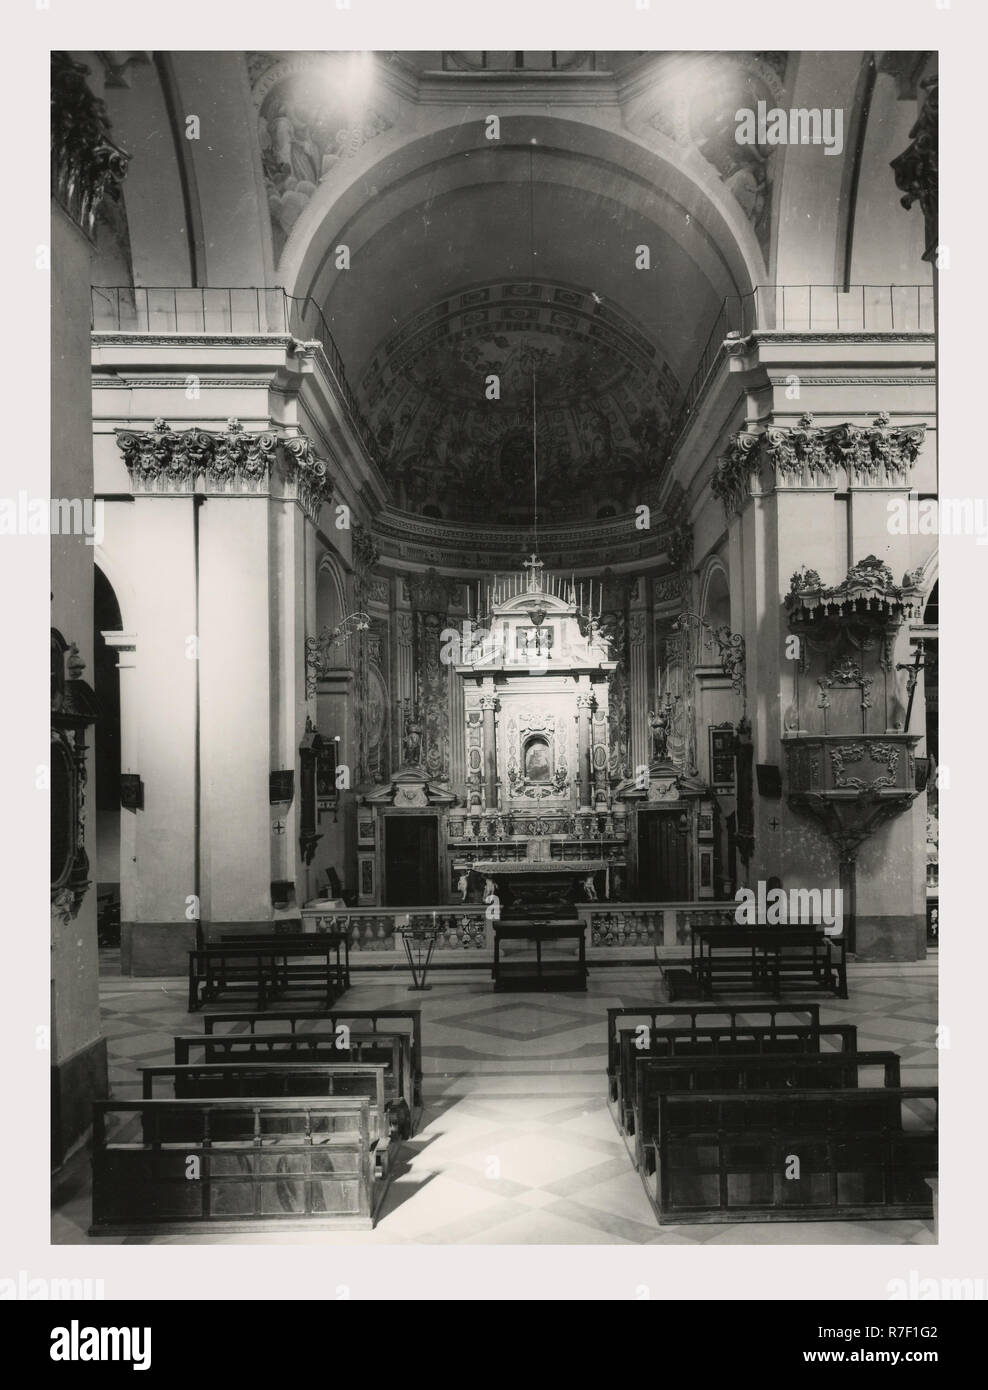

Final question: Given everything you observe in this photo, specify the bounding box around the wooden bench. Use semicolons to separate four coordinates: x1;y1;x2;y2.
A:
90;1096;378;1234
219;931;351;991
640;1086;937;1224
607;1005;821;1098
679;927;848;1000
631;1051;901;1175
138;1062;400;1169
188;942;346;1013
200;1008;424;1106
172;1032;414;1136
612;1022;859;1135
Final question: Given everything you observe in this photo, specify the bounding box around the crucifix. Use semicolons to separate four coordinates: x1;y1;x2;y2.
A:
769;816;781;831
272;820;286;836
896;642;926;732
523;552;544;593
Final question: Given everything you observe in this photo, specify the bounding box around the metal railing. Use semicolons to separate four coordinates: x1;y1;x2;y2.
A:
92;281;933;484
670;282;934;450
91;285;380;463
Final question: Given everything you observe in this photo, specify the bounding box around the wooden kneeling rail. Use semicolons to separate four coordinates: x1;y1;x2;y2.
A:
612;1022;859;1134
173;1032;414;1135
199;1008;423;1106
642;1087;937;1224
91;1097;378;1233
631;1051;901;1175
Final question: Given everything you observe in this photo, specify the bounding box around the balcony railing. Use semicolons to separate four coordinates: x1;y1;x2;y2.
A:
670;282;934;451
92;280;934;501
91;285;380;464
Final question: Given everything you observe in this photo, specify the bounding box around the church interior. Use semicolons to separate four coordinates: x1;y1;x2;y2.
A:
50;49;939;1243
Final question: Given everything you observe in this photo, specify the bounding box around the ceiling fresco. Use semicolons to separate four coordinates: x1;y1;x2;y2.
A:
362;280;681;526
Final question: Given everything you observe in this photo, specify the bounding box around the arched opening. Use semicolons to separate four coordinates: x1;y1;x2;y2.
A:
702;563;731;632
523;734;552;783
93;566;123;950
315;558;348;667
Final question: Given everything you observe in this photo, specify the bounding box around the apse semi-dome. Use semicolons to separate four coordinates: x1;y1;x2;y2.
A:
359;279;680;525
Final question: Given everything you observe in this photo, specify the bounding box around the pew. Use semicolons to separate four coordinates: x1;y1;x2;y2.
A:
612;1022;859;1135
188;942;345;1012
138;1062;401;1169
200;1008;424;1106
631;1051;901;1175
640;1087;937;1224
91;1096;378;1233
219;931;351;991
673;927;848;1000
606;1004;821;1095
171;1032;414;1136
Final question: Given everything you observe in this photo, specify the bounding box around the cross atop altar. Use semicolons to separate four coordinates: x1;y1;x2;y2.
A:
523;552;545;593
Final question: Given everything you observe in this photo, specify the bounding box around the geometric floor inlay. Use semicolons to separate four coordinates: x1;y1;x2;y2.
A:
52;958;938;1246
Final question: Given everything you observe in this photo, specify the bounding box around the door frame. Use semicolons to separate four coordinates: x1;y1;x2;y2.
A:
636;806;693;901
379;809;443;907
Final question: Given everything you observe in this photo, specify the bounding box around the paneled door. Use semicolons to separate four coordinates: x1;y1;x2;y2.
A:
637;809;690;901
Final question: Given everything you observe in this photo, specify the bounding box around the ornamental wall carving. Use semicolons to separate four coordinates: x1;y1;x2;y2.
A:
115;419;334;519
891;74;938;264
712;413;927;516
51;52;129;241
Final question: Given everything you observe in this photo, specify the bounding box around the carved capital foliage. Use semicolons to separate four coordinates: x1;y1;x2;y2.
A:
281;434;334;516
711;429;761;517
51;52;129;240
714;413;926;516
352;521;380;575
891;74;938;263
667;516;694;572
115;421;333;516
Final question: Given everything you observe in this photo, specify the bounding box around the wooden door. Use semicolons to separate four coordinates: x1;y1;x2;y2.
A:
384;815;439;906
638;810;690;901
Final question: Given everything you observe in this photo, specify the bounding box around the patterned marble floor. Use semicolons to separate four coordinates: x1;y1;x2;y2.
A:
52;959;938;1245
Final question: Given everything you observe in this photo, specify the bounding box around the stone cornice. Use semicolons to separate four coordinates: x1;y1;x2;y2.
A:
751;331;935;346
711;412;927;516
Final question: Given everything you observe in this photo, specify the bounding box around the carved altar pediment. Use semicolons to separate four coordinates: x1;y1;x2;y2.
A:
363;766;457;807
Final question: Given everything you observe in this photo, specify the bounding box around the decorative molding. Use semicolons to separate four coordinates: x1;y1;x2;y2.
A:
767;376;935;388
51;52;129;240
786;554;925;625
754;332;934;345
406;566;456;613
817;657;873;712
94;378;273;389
